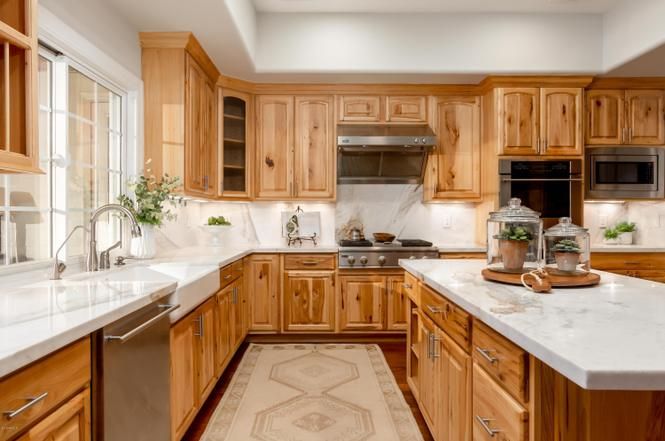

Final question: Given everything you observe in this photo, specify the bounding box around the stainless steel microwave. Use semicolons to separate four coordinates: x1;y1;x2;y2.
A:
586;147;665;200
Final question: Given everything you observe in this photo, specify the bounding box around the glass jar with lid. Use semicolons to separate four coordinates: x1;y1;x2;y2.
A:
487;198;543;273
543;217;590;275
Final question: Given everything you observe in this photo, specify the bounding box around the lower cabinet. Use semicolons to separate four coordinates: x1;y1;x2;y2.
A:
283;270;336;331
246;254;280;332
339;275;385;331
215;284;233;374
16;388;91;441
386;276;407;330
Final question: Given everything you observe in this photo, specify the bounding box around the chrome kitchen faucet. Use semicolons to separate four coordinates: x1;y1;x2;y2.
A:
86;204;142;272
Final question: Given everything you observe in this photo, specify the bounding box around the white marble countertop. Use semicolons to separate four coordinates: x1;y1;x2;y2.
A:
400;259;665;391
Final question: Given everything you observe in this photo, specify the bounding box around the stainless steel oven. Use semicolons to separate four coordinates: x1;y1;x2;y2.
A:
499;159;583;227
586;147;665;200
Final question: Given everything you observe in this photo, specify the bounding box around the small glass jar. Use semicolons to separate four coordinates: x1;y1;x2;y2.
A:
487;198;543;273
543;217;590;275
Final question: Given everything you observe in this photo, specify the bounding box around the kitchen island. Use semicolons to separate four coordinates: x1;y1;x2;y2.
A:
400;258;665;441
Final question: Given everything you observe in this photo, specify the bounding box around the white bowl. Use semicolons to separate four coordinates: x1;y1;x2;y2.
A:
200;224;232;246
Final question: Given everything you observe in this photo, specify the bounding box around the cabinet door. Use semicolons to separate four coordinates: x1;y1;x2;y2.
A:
386;96;427;122
220;89;252;198
294;96;335;199
498;88;540;155
215;286;232;374
418;312;439;435
231;279;245;347
440;332;471;441
185;55;216;197
197;299;217;403
425;96;481;200
170;314;198;440
283;270;335;332
256;95;294;199
540;88;583;156
626;90;665;145
406;300;420;399
338;95;382;122
339;276;385;331
386;276;408;330
16;388;90;441
586;89;625;145
246;254;280;332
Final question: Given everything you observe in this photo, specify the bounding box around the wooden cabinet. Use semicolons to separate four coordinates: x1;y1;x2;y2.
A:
141;32;220;198
386;96;428;122
439;332;472;441
407;297;421;400
196;298;217;401
338;95;427;123
339;275;385;331
0;0;40;173
215;284;232;373
246;254;280;332
294;96;336;199
219;89;252;199
591;252;665;283
256;95;335;200
16;389;90;441
283;270;335;332
425;96;481;201
231;277;245;348
338;95;382;122
586;89;665;145
418;311;440;433
386;275;408;330
497;87;582;156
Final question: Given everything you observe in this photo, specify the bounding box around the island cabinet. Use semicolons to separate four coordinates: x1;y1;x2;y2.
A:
0;338;91;441
586;89;665;145
245;254;281;332
215;259;245;375
0;0;41;174
141;32;219;198
493;87;583;156
255;95;335;201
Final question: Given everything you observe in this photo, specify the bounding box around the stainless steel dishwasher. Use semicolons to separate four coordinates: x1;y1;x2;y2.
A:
92;300;179;441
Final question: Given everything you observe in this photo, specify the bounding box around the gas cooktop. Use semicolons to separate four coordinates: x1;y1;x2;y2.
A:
338;239;433;248
338;239;438;269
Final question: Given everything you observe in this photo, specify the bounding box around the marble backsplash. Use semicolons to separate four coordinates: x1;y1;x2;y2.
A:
584;201;665;246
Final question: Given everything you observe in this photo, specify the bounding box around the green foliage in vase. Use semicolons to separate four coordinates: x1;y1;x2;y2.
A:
604;228;619;240
615;221;636;233
496;225;533;242
552;239;581;254
118;172;182;226
207;216;231;226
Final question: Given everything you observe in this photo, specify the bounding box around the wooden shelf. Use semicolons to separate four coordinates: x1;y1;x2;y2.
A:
223;113;245;122
223;137;245;144
223;164;245;170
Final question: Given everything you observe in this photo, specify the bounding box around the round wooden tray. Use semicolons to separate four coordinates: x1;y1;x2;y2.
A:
481;268;601;288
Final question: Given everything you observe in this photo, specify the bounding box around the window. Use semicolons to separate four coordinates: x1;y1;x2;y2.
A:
0;49;126;266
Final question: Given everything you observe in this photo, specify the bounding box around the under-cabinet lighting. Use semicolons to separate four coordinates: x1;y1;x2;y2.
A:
584;200;626;204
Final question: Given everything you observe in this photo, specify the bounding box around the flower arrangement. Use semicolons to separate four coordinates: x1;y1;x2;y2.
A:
117;172;182;226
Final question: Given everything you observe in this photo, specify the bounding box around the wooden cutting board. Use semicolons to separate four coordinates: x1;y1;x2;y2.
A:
482;268;601;288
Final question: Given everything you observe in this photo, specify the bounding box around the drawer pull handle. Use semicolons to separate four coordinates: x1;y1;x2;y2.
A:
301;261;319;266
403;283;413;289
224;275;233;280
476;416;500;437
426;304;443;314
476;347;498;364
4;392;49;420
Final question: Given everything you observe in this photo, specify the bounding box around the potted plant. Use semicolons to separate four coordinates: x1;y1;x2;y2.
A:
551;239;581;272
603;227;619;245
201;216;232;246
615;221;636;245
496;225;533;272
118;172;181;258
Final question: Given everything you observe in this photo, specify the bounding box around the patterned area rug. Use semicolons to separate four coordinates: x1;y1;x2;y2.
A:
201;344;424;441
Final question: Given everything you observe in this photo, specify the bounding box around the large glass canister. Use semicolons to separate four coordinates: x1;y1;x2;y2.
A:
543;217;590;275
487;198;543;273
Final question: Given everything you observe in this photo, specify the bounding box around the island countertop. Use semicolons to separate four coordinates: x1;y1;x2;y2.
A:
400;258;665;391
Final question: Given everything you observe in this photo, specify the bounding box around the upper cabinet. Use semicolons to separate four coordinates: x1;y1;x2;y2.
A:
496;87;583;156
0;0;40;173
256;95;335;201
338;95;428;124
425;96;481;201
219;89;252;199
141;32;219;198
586;89;665;145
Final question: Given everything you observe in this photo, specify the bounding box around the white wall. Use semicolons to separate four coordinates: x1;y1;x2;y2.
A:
256;12;604;74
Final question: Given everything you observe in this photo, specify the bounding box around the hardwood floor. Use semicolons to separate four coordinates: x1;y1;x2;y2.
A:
182;340;434;441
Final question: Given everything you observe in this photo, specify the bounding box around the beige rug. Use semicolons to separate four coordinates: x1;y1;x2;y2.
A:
201;344;424;441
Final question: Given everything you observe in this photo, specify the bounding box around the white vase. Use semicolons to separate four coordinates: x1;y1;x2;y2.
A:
618;232;633;245
130;224;157;258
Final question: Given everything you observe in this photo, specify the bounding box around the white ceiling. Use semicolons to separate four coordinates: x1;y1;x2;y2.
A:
253;0;620;14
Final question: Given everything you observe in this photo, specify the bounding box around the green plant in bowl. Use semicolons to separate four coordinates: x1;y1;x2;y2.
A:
496;225;533;242
207;216;231;226
615;221;636;233
604;228;619;240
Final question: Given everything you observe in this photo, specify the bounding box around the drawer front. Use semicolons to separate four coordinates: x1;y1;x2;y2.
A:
339;95;382;122
283;254;336;270
421;284;471;351
386;96;427;122
591;252;665;270
220;265;235;288
473;363;528;441
403;271;419;304
231;260;243;280
473;320;528;404
607;269;665;283
0;339;91;441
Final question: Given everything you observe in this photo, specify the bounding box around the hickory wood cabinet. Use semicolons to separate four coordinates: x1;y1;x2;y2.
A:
246;254;281;332
283;271;336;332
591;251;665;283
141;32;218;198
337;95;428;123
0;0;40;173
425;96;481;201
255;95;335;200
219;89;252;199
586;89;665;145
496;87;583;156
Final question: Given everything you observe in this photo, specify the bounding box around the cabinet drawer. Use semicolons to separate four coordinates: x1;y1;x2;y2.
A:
231;260;243;280
283;254;336;270
420;284;471;351
220;265;234;288
403;271;419;304
0;339;91;441
473;320;528;404
338;95;382;122
473;363;528;441
386;96;427;122
591;252;665;270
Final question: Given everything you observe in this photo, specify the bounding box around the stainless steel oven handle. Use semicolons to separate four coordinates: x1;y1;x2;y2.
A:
106;304;180;343
500;178;583;182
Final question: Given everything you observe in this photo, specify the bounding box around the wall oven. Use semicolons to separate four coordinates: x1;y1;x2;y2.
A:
586;147;665;200
499;159;583;227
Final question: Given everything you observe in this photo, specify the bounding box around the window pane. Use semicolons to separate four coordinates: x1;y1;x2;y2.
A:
7;211;50;263
68;67;95;120
94;212;121;250
56;211;88;258
67;166;93;211
38;57;51;108
97;129;109;171
109;133;122;171
95;168;109;206
38;110;50;163
7;174;49;209
68;118;94;164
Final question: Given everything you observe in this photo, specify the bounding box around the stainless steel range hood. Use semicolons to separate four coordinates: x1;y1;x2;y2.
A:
337;125;437;184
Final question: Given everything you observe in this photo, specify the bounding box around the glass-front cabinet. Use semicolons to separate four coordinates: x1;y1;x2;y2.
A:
0;0;41;173
219;89;251;199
